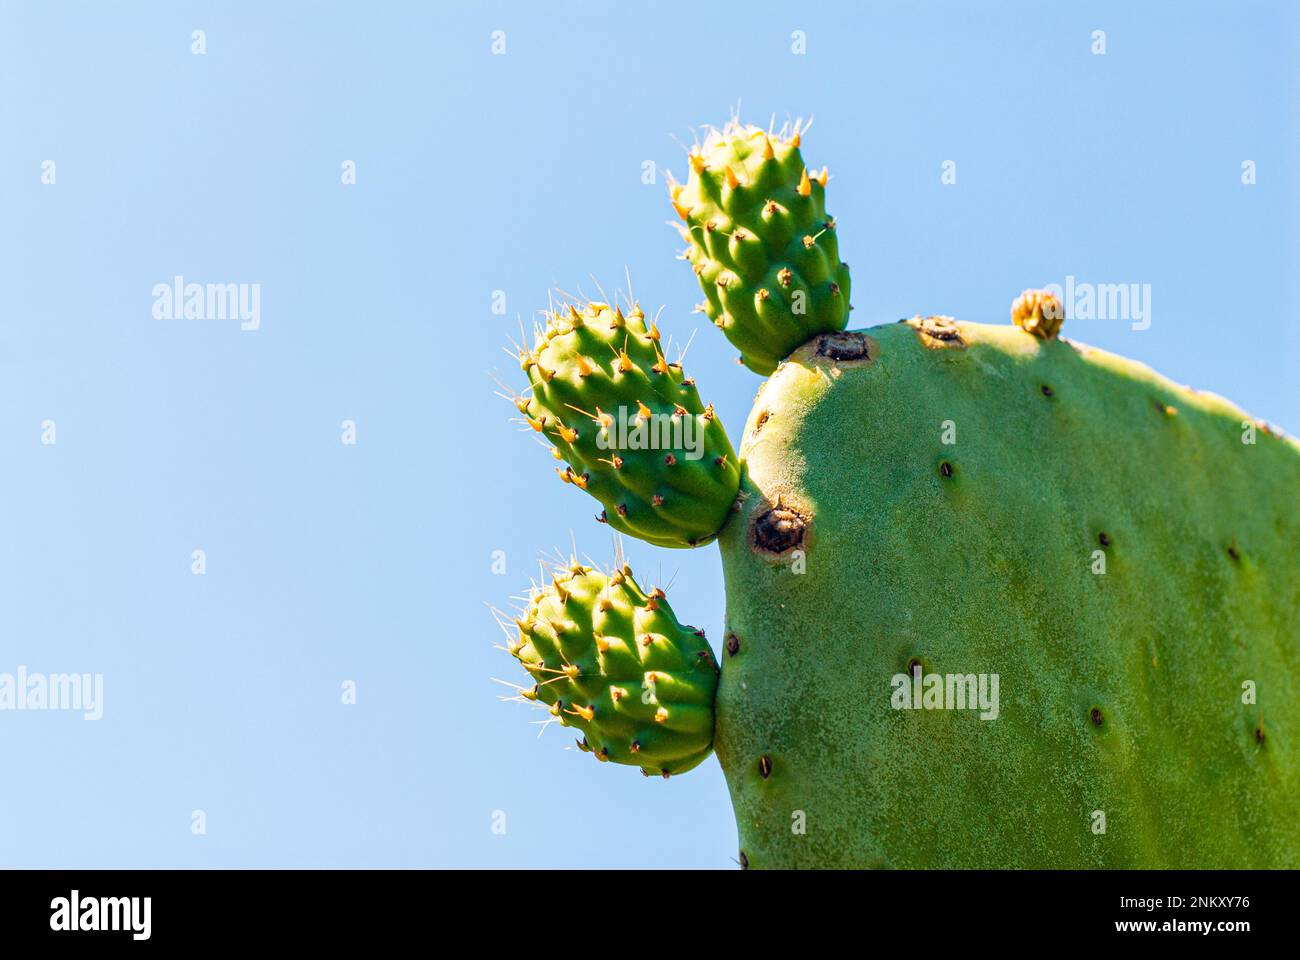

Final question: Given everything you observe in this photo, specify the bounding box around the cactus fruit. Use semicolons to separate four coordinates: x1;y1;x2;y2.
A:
497;117;1300;868
670;121;851;374
517;300;740;548
508;559;719;776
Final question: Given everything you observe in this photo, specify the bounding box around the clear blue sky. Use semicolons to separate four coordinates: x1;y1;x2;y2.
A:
1;1;1295;867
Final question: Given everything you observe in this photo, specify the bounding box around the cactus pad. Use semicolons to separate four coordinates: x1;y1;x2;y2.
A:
716;319;1300;867
518;300;740;548
670;122;851;374
509;560;719;777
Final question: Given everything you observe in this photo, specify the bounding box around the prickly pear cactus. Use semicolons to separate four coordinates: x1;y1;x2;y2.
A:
717;319;1300;868
671;121;850;374
517;300;739;548
496;116;1300;869
507;559;719;776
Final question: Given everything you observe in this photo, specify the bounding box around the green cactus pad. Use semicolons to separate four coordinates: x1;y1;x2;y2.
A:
716;318;1300;867
670;121;851;374
509;559;719;776
519;300;740;548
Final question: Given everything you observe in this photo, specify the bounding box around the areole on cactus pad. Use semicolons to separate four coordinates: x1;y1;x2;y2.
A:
496;116;1300;868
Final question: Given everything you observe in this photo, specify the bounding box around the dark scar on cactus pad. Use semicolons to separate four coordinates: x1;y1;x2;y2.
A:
815;331;875;363
752;506;808;554
758;755;773;779
909;315;966;348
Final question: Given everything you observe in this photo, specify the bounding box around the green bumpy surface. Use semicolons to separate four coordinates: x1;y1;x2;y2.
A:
511;562;719;776
673;123;851;375
520;301;740;548
716;318;1300;867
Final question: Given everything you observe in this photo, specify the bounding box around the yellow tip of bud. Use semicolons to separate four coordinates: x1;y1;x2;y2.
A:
689;153;706;174
762;136;774;160
636;400;652;420
790;131;801;148
797;168;811;197
1010;288;1065;340
724;166;741;189
815;166;828;187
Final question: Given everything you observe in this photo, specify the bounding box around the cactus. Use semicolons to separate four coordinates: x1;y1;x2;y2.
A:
670;121;850;374
496;117;1300;868
505;558;719;777
517;300;739;548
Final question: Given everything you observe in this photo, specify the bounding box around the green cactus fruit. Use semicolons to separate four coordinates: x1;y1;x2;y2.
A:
716;317;1300;868
518;299;740;548
508;559;719;777
670;121;851;375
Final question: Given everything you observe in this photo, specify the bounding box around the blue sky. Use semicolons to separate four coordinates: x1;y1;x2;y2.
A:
1;1;1295;867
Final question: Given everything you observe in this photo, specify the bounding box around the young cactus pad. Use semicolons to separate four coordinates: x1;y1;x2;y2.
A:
508;559;719;777
518;300;740;548
670;121;851;375
498;115;1300;868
